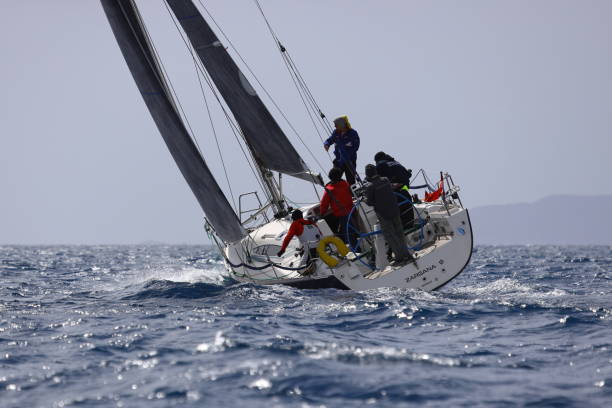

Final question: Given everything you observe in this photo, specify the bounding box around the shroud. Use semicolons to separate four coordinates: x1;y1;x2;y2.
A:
166;0;320;185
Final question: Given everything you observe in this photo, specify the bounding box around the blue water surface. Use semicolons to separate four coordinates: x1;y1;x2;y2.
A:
1;245;611;407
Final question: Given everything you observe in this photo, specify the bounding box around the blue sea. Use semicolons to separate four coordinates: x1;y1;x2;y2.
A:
1;245;611;407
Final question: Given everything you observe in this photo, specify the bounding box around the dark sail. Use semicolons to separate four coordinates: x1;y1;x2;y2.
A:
100;0;246;243
166;0;320;184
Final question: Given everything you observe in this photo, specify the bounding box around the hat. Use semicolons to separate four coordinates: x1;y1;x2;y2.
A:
291;209;303;221
374;151;386;162
333;115;351;129
374;151;393;162
365;164;377;179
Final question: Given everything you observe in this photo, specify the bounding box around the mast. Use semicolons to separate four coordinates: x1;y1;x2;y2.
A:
165;0;323;214
100;0;246;243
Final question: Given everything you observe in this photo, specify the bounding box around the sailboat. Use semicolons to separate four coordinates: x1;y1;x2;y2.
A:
100;0;473;291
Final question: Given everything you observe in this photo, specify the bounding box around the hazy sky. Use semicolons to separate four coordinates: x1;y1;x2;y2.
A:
1;0;611;244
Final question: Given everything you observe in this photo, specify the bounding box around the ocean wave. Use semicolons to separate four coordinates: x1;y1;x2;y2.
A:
122;280;228;300
1;245;612;407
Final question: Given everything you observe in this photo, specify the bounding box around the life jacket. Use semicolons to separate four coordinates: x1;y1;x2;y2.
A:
299;223;322;247
320;180;353;217
280;219;321;252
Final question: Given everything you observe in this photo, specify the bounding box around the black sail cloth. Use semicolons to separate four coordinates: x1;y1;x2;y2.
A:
166;0;320;184
101;0;246;243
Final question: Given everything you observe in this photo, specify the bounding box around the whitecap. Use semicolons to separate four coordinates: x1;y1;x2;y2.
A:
249;378;271;390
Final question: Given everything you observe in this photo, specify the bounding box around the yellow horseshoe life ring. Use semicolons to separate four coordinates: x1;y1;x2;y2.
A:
317;236;350;267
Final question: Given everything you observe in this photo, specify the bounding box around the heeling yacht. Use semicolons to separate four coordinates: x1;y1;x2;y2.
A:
101;0;473;291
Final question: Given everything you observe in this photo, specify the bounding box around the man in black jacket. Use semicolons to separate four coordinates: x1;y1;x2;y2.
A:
364;164;412;266
374;152;412;187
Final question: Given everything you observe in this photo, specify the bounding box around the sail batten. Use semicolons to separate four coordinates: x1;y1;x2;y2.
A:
166;0;320;184
101;0;246;243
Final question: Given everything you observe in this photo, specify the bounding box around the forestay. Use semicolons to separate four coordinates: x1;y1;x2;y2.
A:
101;0;246;243
166;0;320;185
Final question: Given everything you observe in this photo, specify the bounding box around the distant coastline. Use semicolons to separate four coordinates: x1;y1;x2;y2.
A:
3;195;610;246
469;194;612;245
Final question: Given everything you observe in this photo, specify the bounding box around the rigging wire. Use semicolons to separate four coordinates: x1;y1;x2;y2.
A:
161;0;272;204
283;50;333;137
249;0;342;203
122;1;264;231
195;0;330;175
420;169;437;191
160;3;266;203
252;0;334;144
161;1;333;216
193;58;237;211
284;50;336;148
285;51;334;134
282;55;331;158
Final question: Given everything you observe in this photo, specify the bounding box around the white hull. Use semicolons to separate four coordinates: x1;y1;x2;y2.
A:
220;198;473;291
332;208;472;291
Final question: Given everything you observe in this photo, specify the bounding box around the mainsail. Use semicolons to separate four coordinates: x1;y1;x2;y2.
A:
166;0;320;184
101;0;246;243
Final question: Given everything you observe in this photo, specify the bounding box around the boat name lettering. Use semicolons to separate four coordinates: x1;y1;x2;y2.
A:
406;265;436;282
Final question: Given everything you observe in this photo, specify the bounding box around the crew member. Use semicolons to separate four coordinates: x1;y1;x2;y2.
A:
374;151;412;188
364;164;413;266
319;167;357;248
323;115;360;185
277;209;320;257
374;151;414;227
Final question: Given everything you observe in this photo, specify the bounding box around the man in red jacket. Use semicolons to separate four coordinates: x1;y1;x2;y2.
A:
320;167;357;248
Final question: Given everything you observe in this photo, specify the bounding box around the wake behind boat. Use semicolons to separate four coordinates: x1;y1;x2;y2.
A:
101;0;473;290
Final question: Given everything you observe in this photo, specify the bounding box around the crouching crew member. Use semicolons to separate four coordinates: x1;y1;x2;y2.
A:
364;164;413;266
374;151;412;187
320;168;358;249
277;209;321;258
324;115;360;185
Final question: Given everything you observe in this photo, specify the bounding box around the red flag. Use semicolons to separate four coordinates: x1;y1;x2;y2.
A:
424;176;444;202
